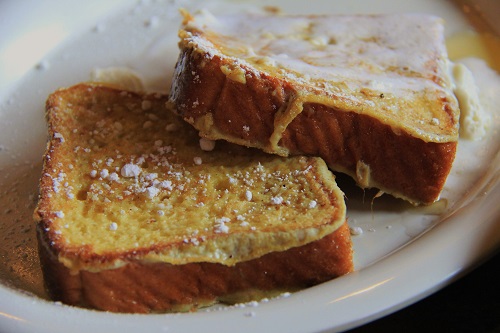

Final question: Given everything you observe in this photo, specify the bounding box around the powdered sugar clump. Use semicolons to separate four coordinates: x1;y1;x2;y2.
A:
270;196;283;205
215;217;230;233
121;163;142;178
53;132;65;142
245;190;253;201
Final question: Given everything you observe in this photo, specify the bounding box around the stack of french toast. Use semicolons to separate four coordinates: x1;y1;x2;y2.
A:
34;9;460;313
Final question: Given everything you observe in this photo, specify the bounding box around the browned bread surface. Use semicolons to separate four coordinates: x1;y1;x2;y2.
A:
170;11;460;205
34;83;352;312
38;221;352;313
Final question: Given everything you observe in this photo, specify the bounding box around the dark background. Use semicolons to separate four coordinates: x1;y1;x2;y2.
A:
347;252;500;333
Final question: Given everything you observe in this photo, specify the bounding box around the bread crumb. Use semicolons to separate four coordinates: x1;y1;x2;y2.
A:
349;226;363;235
193;157;203;165
199;138;215;151
148;113;159;121
165;123;177;131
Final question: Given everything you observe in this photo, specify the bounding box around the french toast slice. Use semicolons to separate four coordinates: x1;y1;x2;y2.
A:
34;83;353;313
170;10;460;205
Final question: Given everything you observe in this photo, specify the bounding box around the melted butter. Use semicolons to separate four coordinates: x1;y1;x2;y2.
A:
446;30;499;140
89;67;145;92
446;30;500;72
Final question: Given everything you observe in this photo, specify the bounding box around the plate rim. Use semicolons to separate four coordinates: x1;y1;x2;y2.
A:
0;0;499;332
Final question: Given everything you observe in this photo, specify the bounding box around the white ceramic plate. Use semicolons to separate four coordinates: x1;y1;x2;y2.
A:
0;0;499;332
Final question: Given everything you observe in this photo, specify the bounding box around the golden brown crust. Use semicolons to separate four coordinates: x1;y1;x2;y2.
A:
170;47;457;205
36;83;348;270
38;222;352;313
35;83;353;312
281;103;457;204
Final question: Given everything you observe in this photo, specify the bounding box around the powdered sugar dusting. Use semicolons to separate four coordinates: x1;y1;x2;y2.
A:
36;83;343;287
